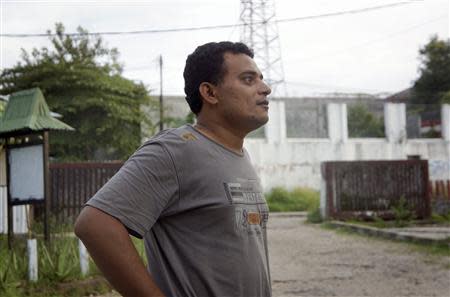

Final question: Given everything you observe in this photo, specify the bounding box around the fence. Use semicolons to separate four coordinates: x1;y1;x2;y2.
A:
321;160;430;219
47;162;123;224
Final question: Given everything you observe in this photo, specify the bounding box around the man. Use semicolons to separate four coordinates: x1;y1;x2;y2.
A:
75;41;272;297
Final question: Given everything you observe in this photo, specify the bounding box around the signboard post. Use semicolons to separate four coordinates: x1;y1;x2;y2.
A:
0;88;74;249
5;132;50;248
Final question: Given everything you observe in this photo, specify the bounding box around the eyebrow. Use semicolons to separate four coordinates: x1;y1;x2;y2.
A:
239;71;264;80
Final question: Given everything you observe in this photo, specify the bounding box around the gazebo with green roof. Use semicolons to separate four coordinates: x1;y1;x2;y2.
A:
0;88;73;136
0;88;74;247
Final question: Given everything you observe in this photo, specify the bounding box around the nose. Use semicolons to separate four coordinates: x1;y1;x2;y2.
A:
259;80;271;96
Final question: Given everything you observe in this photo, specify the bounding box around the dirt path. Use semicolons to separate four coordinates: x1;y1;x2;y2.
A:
269;215;450;297
96;215;450;297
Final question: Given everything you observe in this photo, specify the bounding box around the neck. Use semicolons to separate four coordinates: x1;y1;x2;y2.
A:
194;117;245;154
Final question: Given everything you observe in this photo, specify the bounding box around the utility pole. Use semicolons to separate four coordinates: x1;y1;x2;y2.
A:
159;54;164;131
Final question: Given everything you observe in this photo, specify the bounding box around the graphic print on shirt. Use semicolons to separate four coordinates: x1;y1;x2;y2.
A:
223;179;269;235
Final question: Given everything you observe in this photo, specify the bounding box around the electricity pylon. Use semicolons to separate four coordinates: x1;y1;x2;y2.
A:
240;0;287;97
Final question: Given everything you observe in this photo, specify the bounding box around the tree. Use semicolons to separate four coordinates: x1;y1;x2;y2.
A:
348;104;384;138
0;23;157;161
163;112;195;129
412;36;450;106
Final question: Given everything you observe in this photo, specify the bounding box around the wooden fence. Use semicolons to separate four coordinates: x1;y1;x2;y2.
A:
321;160;430;219
47;162;123;224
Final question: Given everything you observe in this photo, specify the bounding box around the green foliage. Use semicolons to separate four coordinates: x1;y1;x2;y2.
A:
306;207;323;224
0;238;27;296
412;36;450;106
0;250;25;296
0;100;6;117
391;196;415;227
348;103;384;137
131;237;148;267
372;215;387;228
163;112;195;129
38;239;79;282
0;235;113;296
0;23;157;161
185;112;196;124
431;213;450;224
266;187;319;212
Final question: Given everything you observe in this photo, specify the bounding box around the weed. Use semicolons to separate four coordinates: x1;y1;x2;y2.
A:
132;236;148;264
372;215;387;228
306;207;323;224
431;213;450;224
266;187;319;212
391;196;415;227
38;237;80;282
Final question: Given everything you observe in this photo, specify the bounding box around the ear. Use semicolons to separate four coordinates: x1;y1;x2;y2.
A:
199;82;219;105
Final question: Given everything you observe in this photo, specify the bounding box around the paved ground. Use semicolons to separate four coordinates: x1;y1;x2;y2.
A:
97;214;450;297
269;215;450;297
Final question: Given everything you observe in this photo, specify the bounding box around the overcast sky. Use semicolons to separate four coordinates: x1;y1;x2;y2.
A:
1;0;449;98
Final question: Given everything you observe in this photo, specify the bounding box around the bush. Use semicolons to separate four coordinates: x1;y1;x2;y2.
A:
0;235;111;297
431;213;450;224
39;237;80;282
391;196;415;227
0;237;27;296
266;187;319;212
306;207;323;224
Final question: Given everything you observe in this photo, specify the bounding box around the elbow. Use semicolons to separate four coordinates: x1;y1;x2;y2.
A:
74;207;91;240
74;216;83;239
74;215;84;239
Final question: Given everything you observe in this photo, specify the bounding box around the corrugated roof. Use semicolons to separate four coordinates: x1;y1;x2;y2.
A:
0;88;74;136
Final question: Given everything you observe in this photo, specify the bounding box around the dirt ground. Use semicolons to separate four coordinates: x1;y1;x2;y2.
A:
96;215;450;297
269;215;450;297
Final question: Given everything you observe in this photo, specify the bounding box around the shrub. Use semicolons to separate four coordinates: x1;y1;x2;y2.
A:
39;237;80;282
431;213;450;224
391;196;415;227
266;187;319;212
0;237;27;295
306;207;323;224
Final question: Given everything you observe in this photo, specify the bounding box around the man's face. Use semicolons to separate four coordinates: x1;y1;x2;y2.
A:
214;53;271;134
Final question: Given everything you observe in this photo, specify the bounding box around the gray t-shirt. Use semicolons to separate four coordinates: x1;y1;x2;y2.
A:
87;125;271;297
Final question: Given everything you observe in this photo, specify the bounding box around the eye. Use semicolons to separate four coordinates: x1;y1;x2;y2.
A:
243;76;254;84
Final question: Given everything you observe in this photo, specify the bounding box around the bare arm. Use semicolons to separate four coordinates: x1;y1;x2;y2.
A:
74;206;165;297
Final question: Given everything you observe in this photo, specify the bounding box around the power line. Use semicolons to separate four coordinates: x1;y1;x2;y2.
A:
0;2;414;38
122;14;445;73
285;80;385;93
277;1;412;23
291;14;447;63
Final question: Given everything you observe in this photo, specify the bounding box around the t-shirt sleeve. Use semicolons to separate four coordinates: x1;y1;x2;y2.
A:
86;142;179;237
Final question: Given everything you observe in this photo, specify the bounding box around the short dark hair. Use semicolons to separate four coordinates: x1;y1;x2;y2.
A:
183;41;254;115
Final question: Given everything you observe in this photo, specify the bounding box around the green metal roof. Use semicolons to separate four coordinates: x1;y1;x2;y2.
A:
0;88;74;136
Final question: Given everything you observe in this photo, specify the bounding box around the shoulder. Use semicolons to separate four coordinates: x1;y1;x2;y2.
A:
138;125;202;157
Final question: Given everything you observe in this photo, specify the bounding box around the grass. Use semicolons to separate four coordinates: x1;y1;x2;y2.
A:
266;187;319;212
0;228;149;297
0;234;112;297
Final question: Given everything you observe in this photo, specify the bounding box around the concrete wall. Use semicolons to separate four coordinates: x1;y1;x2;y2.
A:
244;103;450;191
160;95;385;138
